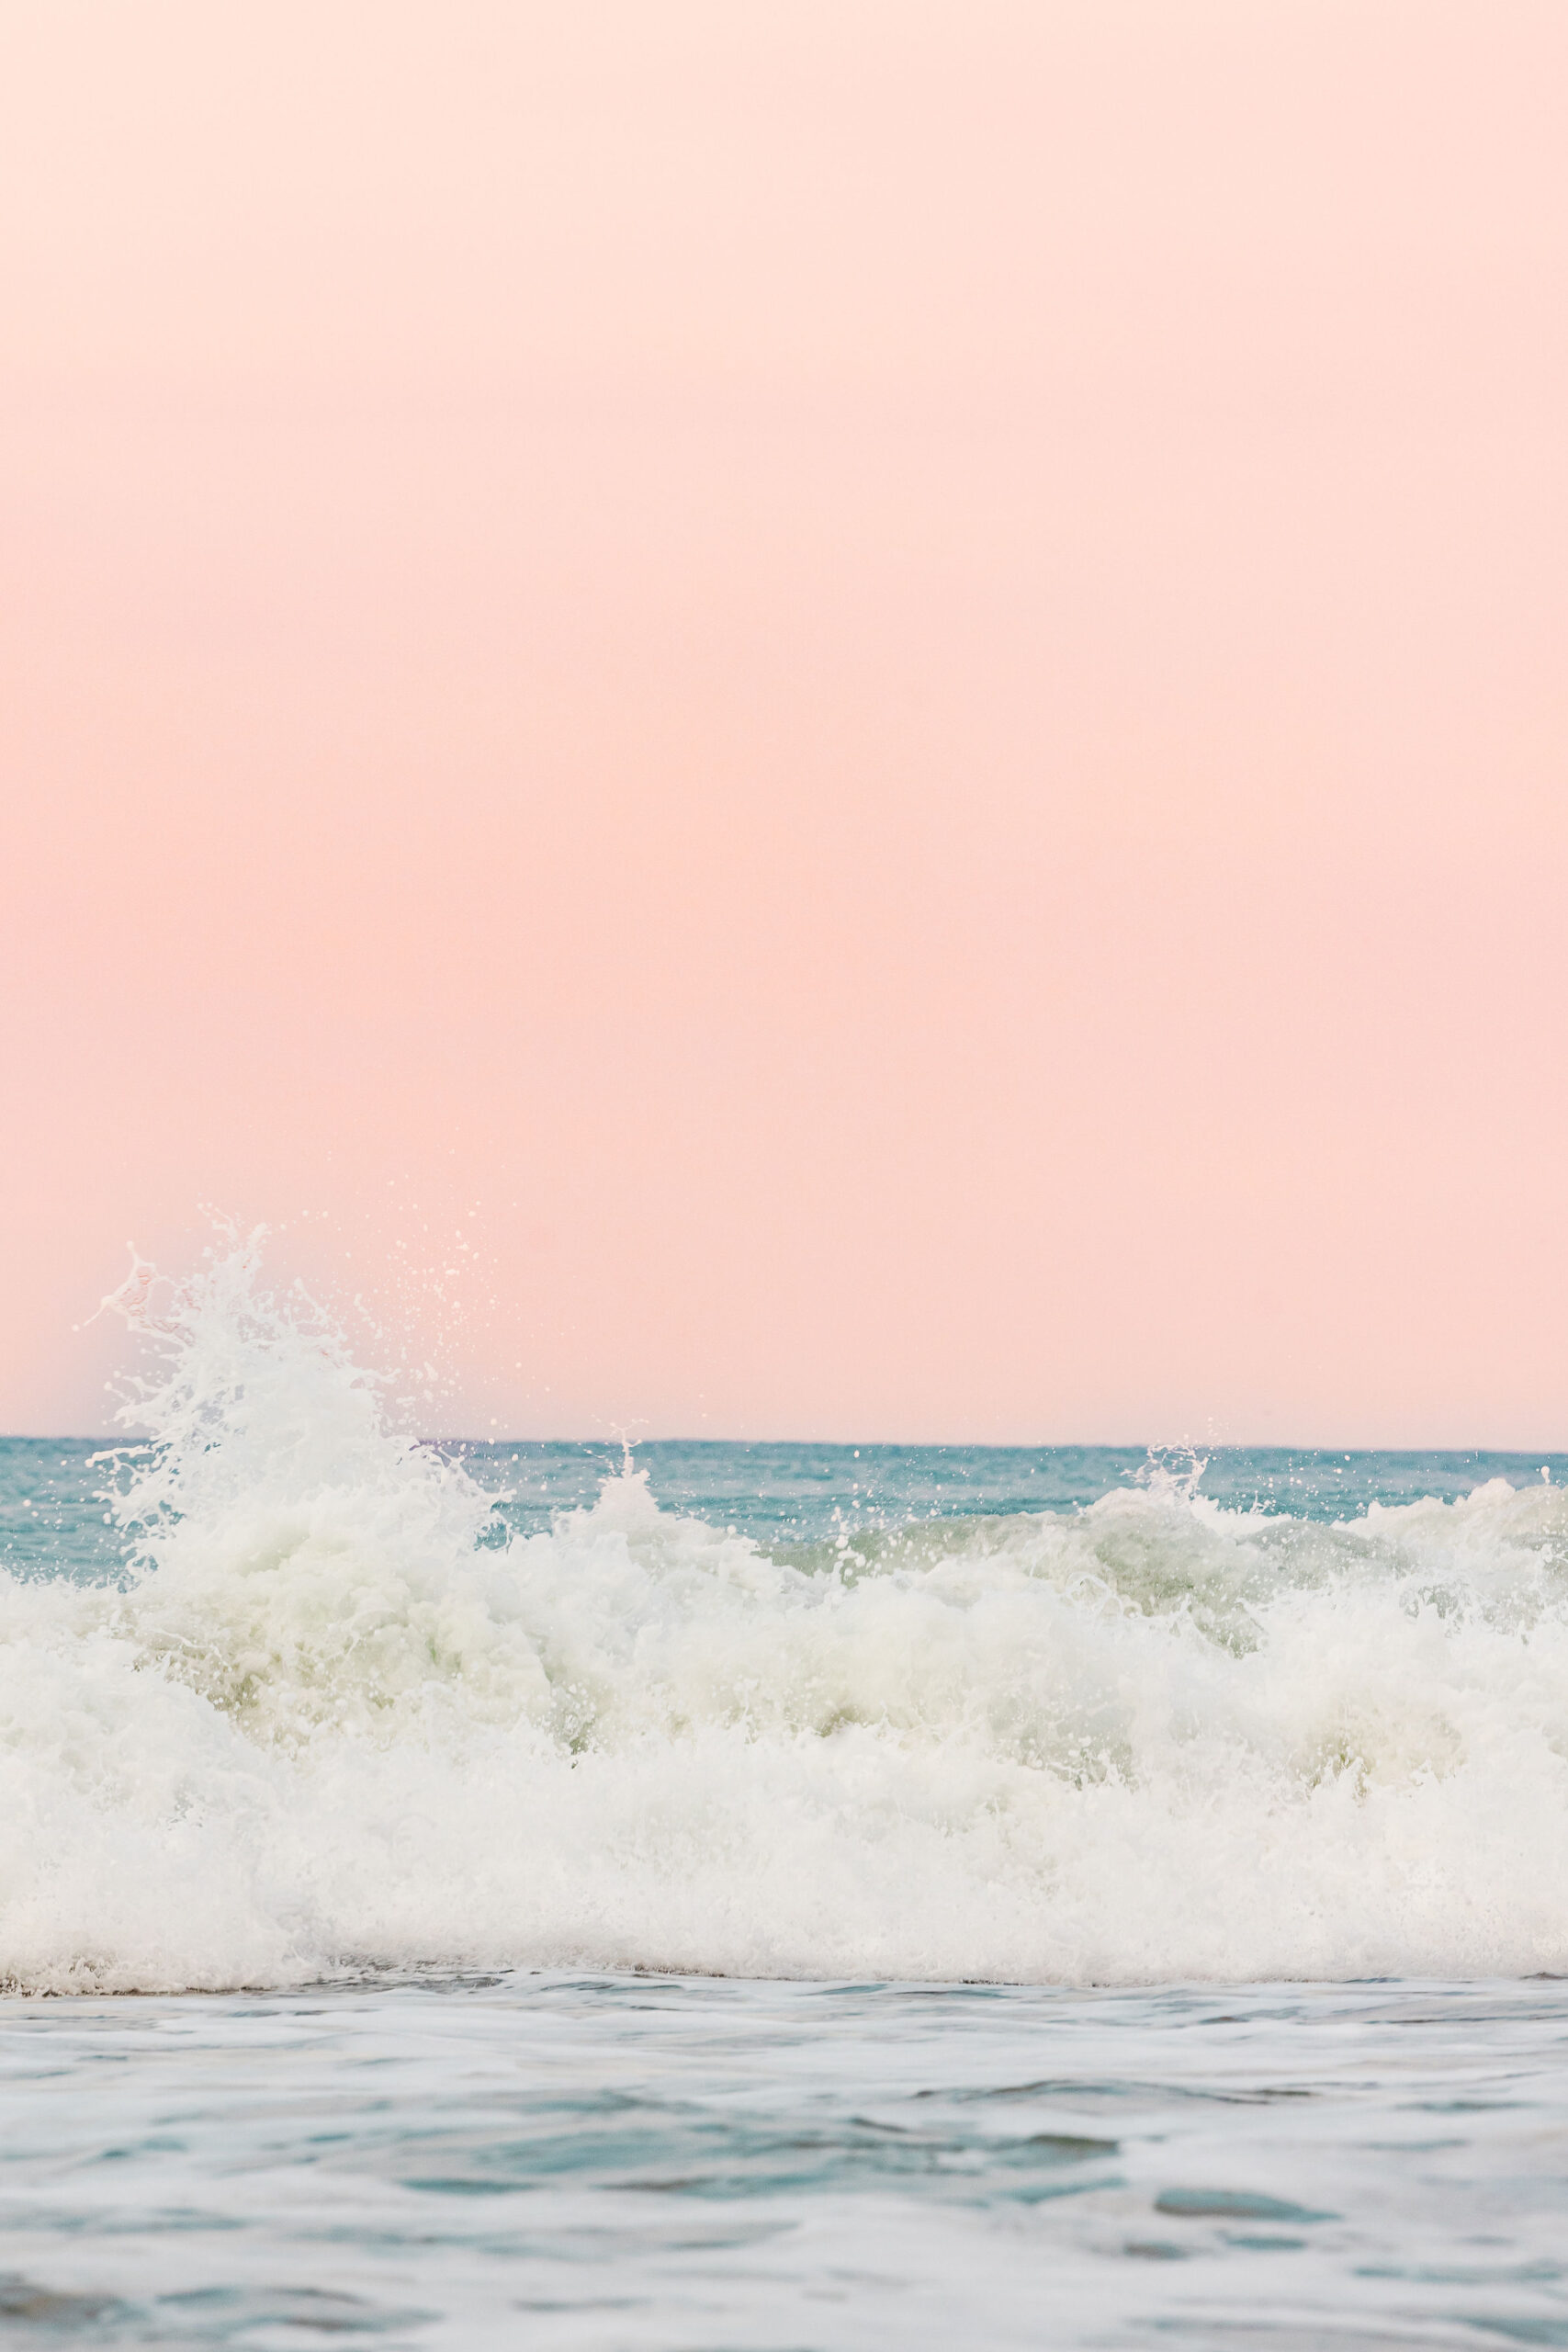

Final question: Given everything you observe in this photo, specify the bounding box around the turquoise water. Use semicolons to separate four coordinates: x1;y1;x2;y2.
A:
5;1244;1568;2344
5;1430;1565;1578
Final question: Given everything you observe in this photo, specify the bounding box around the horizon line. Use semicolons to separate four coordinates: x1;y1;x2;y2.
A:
4;1431;1565;1459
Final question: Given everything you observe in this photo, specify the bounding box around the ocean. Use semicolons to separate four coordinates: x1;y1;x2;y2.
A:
4;1240;1568;2346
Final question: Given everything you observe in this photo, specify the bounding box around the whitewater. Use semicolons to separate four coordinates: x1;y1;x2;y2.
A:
4;1238;1567;1996
10;1239;1568;2346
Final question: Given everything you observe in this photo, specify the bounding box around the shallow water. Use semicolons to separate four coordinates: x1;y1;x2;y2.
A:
6;1974;1568;2348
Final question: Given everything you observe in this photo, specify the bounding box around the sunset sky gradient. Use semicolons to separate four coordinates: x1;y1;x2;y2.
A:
4;0;1565;1443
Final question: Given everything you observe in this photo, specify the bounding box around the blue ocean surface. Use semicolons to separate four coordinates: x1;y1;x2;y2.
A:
5;1430;1565;1579
5;1244;1568;2345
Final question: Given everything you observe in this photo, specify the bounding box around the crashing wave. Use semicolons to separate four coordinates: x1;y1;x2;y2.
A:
3;1237;1567;1992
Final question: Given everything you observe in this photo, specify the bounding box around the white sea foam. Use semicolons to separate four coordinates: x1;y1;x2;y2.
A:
4;1239;1568;1993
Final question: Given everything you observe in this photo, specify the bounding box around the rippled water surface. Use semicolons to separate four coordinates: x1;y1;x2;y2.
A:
6;1974;1568;2348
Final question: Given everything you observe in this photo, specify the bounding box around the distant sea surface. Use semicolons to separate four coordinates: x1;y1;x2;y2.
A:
4;1244;1568;2345
8;1427;1565;1569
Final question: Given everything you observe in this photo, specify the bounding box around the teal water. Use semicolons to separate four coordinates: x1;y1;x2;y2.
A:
6;1975;1568;2348
5;1431;1565;1580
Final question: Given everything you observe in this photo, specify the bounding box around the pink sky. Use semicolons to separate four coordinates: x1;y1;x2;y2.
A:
3;0;1565;1444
